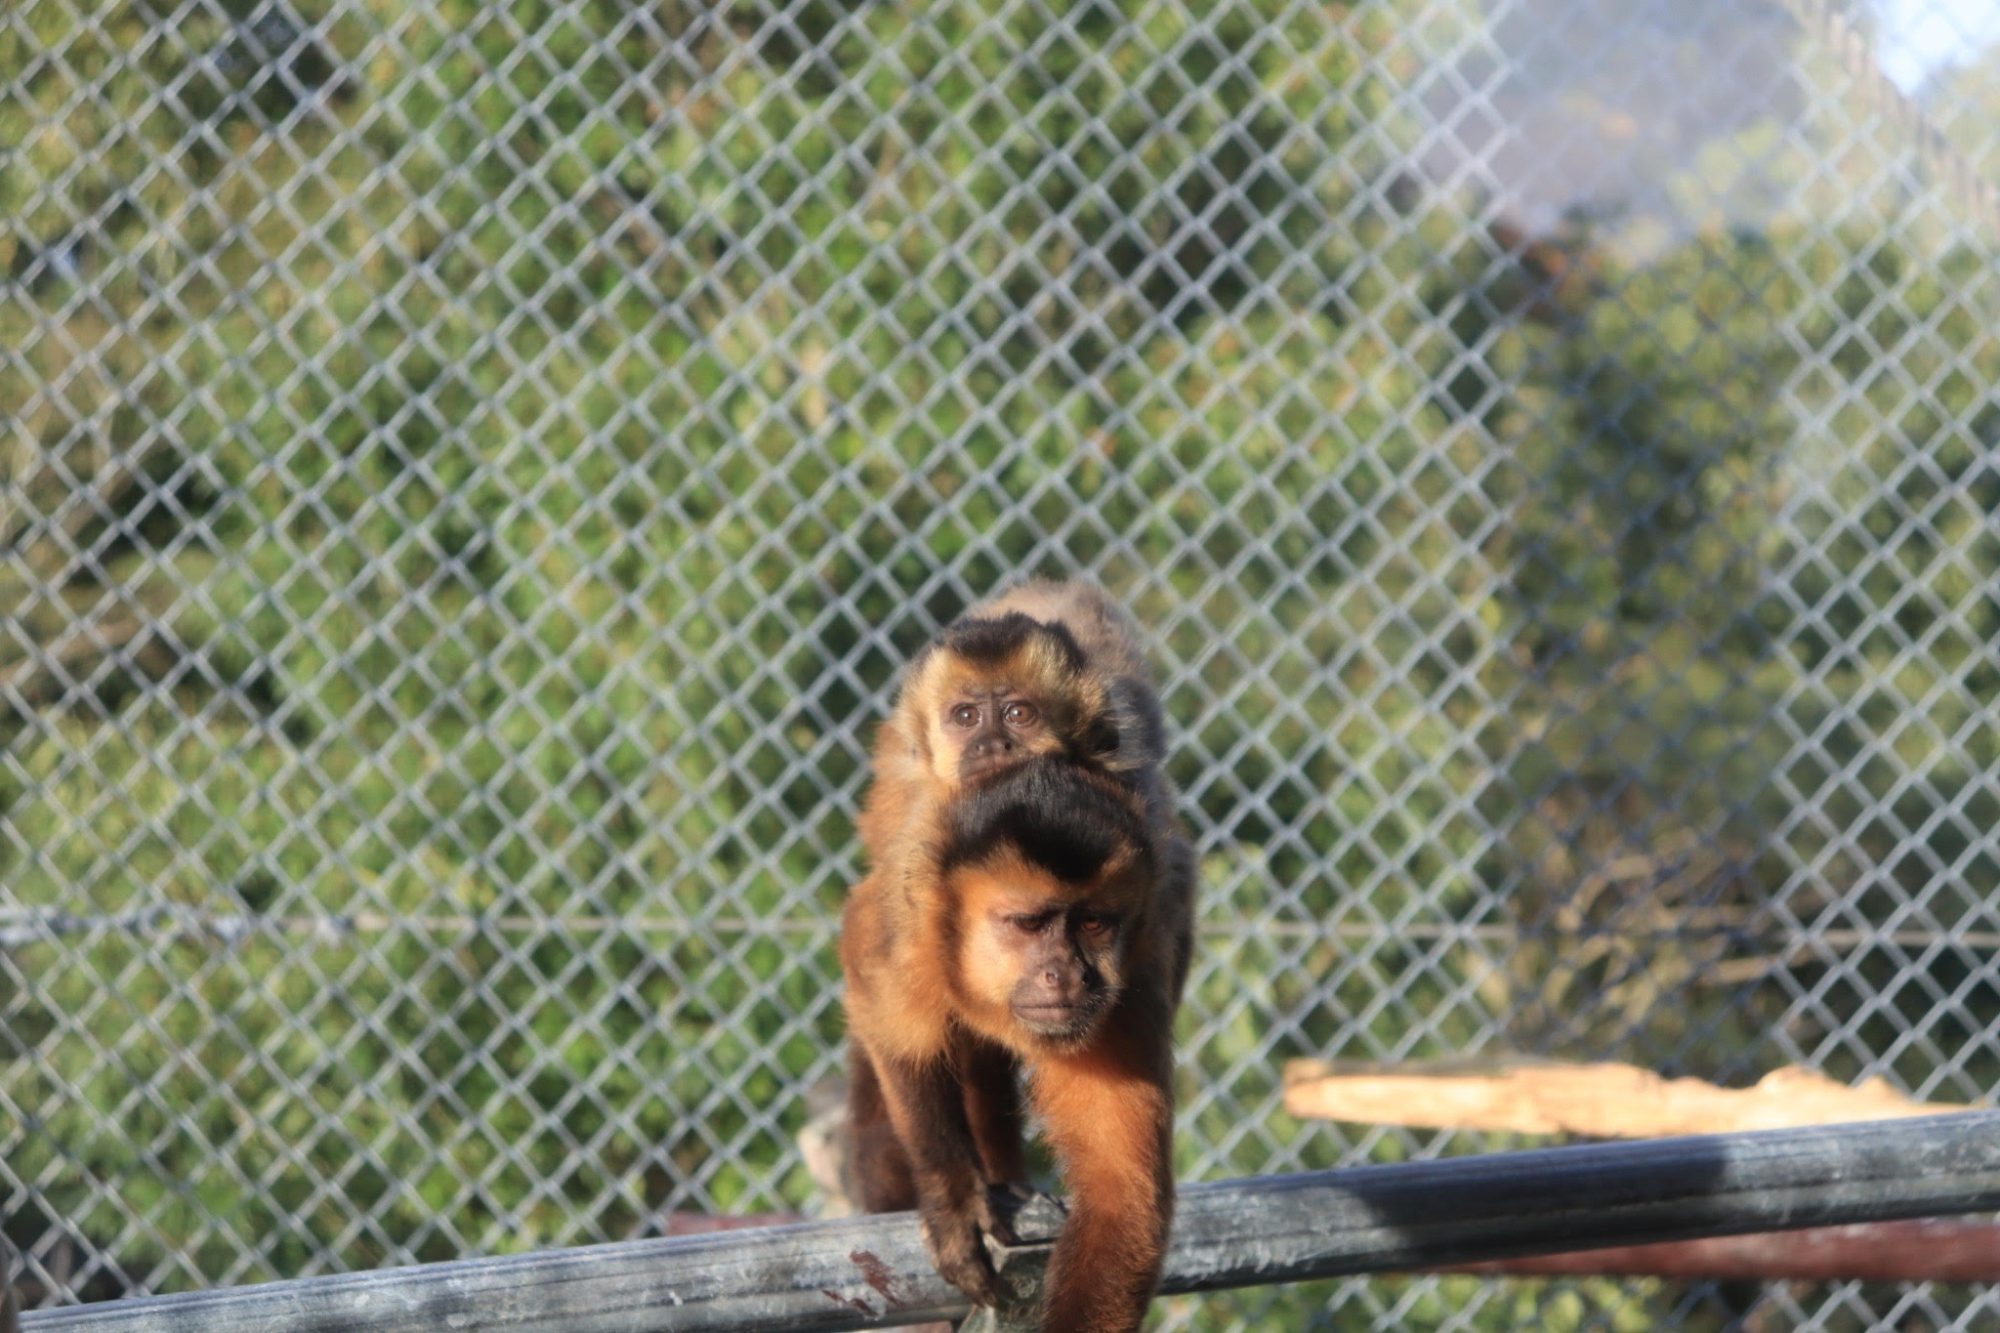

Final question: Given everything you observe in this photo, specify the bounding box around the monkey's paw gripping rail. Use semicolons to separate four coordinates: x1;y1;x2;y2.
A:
18;1113;2000;1332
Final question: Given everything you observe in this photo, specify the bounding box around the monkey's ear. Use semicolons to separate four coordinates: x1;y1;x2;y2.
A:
1080;715;1121;761
1100;678;1166;773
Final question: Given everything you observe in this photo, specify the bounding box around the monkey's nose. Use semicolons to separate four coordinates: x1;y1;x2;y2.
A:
1038;968;1087;1005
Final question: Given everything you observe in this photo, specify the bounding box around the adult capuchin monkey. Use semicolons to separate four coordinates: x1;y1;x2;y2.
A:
842;581;1195;1333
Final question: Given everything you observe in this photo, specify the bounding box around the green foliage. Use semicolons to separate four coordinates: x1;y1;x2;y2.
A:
0;0;1460;1304
4;3;1999;1328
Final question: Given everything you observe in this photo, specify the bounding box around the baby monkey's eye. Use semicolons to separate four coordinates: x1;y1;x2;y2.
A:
1076;912;1116;936
1001;700;1039;728
1008;912;1056;935
949;703;980;728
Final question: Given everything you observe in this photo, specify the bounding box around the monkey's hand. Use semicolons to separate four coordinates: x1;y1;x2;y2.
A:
919;1195;1003;1307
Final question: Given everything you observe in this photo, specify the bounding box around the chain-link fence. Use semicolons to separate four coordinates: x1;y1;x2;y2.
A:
5;0;1999;1327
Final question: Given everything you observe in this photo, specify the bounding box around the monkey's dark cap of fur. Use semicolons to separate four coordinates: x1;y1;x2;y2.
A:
939;758;1149;885
941;612;1086;675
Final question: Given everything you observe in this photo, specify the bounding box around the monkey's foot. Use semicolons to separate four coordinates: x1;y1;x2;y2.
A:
958;1190;1065;1332
921;1203;1004;1308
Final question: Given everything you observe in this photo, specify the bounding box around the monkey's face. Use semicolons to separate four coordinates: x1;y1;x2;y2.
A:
949;845;1147;1049
910;612;1113;790
938;688;1053;784
938;756;1157;1049
995;898;1122;1042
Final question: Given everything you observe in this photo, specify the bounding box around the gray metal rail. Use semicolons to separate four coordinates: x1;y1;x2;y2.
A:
23;1113;2000;1332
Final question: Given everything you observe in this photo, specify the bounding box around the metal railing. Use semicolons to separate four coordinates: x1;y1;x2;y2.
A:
22;1115;2000;1332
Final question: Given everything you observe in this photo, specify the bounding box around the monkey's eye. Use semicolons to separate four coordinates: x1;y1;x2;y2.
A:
948;703;980;729
1001;700;1039;729
1008;913;1056;935
1075;912;1115;936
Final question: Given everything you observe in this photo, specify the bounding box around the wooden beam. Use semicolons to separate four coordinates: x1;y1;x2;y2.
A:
1282;1060;1961;1138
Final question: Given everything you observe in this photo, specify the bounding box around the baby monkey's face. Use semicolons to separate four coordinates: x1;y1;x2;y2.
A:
937;687;1051;783
911;611;1110;791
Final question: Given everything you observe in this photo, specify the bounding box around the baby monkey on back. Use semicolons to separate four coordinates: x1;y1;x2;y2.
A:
841;581;1195;1333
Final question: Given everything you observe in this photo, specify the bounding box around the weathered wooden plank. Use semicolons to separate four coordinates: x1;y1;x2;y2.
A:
22;1112;2000;1332
1282;1059;1960;1137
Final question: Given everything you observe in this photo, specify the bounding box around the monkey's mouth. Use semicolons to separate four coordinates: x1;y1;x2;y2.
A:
1011;1000;1105;1040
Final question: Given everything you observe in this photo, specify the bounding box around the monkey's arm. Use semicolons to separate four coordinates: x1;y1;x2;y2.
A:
868;1048;1006;1307
1032;1013;1176;1333
958;1038;1030;1189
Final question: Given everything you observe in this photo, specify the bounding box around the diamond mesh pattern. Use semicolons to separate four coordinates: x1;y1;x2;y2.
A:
4;0;1998;1327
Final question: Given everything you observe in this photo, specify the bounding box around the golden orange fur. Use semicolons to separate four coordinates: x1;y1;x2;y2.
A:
840;581;1193;1332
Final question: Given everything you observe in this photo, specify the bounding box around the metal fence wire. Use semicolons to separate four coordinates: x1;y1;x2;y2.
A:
4;0;1999;1328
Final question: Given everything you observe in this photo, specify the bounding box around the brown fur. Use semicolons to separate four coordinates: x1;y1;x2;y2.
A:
841;582;1194;1333
855;581;1174;867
